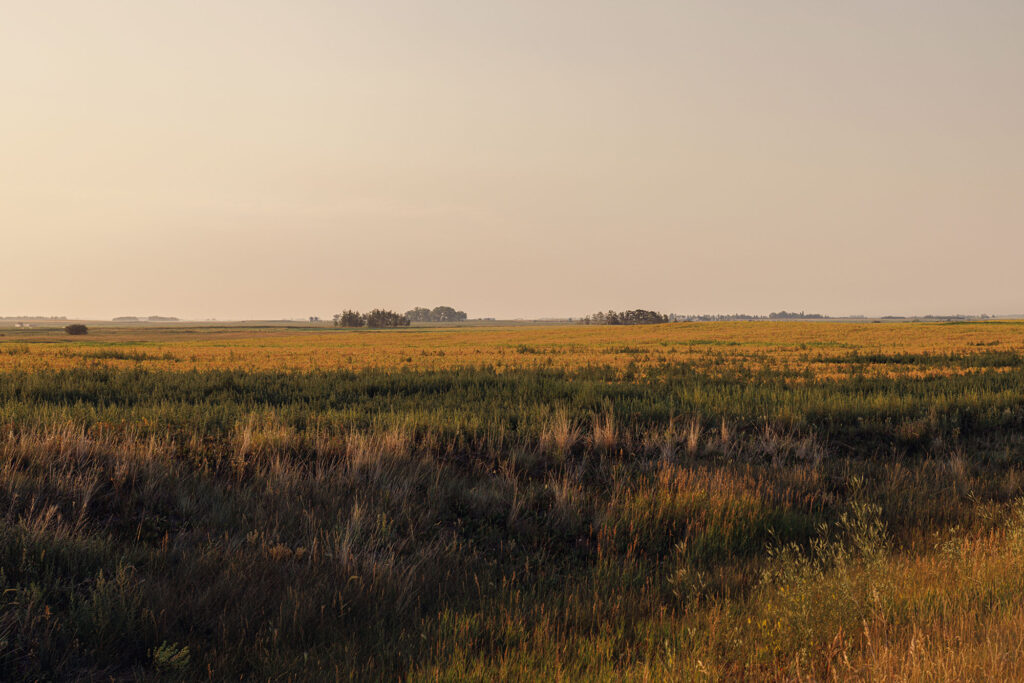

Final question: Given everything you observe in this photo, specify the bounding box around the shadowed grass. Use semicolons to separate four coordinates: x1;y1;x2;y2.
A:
1;326;1024;679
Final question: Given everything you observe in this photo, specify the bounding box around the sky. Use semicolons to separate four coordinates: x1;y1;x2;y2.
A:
3;1;1023;320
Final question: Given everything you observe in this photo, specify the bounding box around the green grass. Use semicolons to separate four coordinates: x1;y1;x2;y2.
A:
2;354;1024;679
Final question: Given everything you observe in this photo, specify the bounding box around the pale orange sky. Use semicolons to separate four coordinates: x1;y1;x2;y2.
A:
3;1;1022;320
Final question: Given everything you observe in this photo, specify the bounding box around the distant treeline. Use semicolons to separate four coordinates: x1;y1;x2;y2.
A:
405;306;468;323
580;310;834;324
581;310;670;325
333;310;410;328
331;306;468;329
768;310;826;319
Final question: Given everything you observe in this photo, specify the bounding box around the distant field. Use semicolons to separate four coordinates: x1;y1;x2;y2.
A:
3;322;1024;679
4;320;1024;375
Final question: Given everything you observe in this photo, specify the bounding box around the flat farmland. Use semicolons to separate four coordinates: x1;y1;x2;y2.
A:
4;320;1024;374
3;321;1024;680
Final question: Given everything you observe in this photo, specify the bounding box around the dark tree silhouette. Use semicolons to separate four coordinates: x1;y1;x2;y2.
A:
404;307;432;322
364;309;410;328
404;306;468;323
431;306;467;322
333;311;364;328
582;310;669;325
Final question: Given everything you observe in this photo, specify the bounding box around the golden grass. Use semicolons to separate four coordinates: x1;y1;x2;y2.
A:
4;321;1024;679
3;321;1023;378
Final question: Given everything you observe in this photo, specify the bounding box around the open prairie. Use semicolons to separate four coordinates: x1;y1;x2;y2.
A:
3;321;1024;680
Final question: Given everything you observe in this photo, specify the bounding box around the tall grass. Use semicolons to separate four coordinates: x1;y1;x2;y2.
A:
1;329;1024;679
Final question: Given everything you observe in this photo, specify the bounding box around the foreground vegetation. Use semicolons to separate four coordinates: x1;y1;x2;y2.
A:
2;321;1024;680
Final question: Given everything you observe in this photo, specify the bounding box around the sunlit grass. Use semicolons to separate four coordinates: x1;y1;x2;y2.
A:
1;321;1024;679
3;321;1024;379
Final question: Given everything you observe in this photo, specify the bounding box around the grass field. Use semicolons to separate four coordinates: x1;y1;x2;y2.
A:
3;321;1024;680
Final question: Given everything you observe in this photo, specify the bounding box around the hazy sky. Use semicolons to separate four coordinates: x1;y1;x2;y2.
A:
3;1;1023;320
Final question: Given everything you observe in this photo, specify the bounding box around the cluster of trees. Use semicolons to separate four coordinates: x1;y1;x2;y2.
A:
331;305;468;328
582;309;670;325
64;324;88;335
332;310;410;328
767;310;825;320
405;306;468;323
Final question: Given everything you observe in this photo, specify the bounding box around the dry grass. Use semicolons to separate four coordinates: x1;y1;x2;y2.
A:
2;321;1024;679
2;320;1023;379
